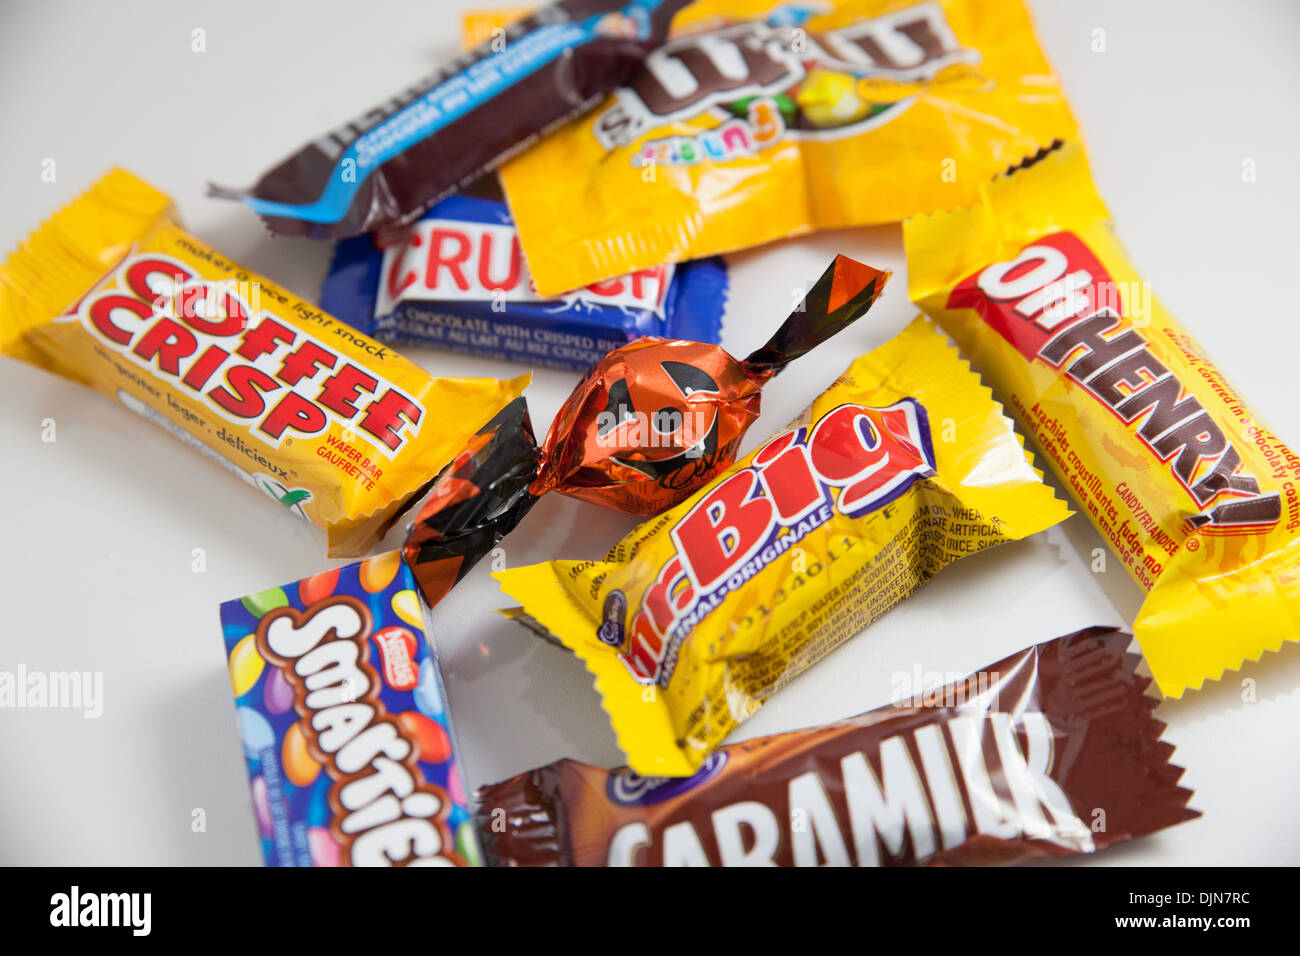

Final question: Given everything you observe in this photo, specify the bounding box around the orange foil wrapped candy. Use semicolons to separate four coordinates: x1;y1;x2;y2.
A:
402;255;889;607
536;255;890;513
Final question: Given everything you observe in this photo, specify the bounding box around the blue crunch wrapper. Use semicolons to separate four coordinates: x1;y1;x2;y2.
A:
321;194;727;372
219;553;479;866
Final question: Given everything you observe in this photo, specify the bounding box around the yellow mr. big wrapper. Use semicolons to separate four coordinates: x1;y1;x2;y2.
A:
0;169;527;556
495;319;1069;776
499;0;1080;295
905;142;1300;697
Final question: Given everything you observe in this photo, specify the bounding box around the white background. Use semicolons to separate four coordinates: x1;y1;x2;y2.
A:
1;0;1297;866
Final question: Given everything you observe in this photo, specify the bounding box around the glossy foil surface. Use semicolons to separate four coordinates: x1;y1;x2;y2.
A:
531;254;890;514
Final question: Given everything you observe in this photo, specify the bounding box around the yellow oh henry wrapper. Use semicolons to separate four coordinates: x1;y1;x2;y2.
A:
904;143;1300;697
495;318;1070;775
0;169;526;556
499;0;1080;296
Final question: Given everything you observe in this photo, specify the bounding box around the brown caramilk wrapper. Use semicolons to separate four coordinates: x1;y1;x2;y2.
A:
476;627;1198;866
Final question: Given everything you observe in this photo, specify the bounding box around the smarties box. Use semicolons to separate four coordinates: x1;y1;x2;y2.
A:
219;553;478;866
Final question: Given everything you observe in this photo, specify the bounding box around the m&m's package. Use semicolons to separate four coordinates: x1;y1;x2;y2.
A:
215;0;689;239
321;191;727;372
494;318;1071;776
0;169;526;556
905;142;1300;698
478;628;1199;866
219;553;479;866
401;255;889;609
497;0;1081;295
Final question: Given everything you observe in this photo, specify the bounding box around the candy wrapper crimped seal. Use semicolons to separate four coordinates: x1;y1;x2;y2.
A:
476;627;1199;866
219;553;480;866
905;142;1300;697
497;0;1081;295
213;0;690;239
401;254;889;609
320;190;727;372
494;319;1071;775
0;170;526;557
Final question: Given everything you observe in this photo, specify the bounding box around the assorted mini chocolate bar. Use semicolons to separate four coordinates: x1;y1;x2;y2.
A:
12;0;1297;870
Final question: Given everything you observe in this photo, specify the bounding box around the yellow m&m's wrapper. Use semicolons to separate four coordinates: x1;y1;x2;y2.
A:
498;0;1079;296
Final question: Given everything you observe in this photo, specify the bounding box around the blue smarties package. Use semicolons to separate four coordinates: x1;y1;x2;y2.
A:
219;552;479;866
321;193;727;372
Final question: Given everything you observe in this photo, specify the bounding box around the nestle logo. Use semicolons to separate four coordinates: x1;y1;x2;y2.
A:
372;626;419;691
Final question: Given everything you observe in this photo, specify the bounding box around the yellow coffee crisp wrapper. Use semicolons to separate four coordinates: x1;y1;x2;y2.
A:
0;169;526;556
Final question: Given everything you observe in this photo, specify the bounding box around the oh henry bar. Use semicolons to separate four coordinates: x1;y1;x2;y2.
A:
906;142;1300;696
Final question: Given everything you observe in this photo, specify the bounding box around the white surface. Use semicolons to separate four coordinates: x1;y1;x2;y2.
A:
1;0;1297;866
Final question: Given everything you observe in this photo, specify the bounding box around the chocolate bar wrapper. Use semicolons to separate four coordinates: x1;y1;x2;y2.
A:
905;142;1300;697
214;0;689;239
463;7;536;48
477;627;1198;866
494;318;1071;776
0;169;526;556
498;0;1081;296
321;192;727;372
219;553;479;866
401;255;889;609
